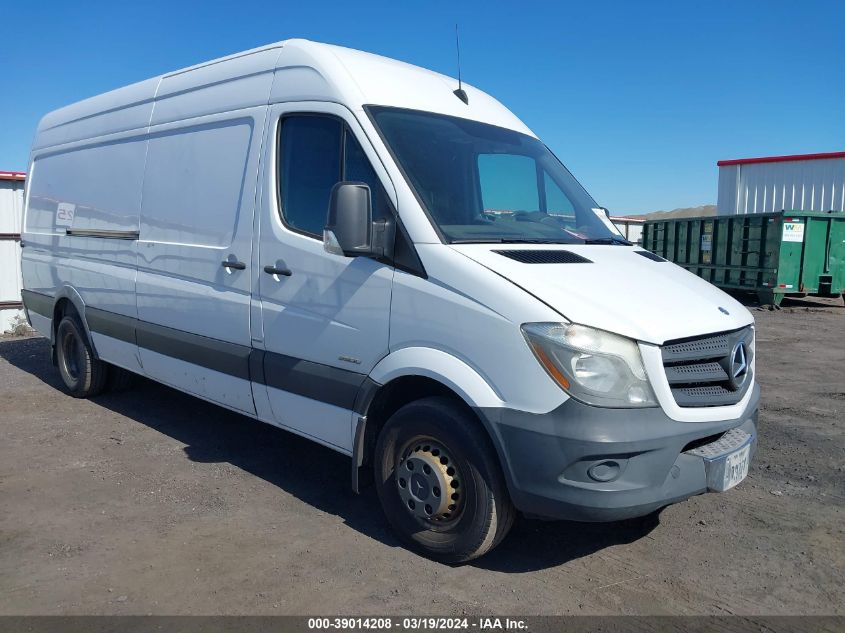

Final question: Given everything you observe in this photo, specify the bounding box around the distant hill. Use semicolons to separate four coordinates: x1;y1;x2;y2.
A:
619;205;717;221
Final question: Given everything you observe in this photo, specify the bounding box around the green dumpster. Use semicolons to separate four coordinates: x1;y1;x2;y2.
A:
641;210;845;306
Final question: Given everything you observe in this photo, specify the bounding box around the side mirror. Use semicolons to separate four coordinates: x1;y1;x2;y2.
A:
324;182;373;257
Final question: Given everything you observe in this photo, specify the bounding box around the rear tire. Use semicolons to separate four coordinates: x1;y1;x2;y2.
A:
55;315;108;398
374;396;515;563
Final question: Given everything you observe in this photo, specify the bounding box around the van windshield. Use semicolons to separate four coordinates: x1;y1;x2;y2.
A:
368;106;625;245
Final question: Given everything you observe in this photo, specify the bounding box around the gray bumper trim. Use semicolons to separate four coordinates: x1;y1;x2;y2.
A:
475;385;760;522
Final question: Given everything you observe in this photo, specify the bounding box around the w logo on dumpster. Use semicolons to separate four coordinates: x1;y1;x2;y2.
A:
782;221;805;243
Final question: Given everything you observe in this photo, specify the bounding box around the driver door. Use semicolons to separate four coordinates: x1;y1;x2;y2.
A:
252;102;396;452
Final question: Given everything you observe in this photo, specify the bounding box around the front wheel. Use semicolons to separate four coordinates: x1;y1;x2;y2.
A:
374;397;515;563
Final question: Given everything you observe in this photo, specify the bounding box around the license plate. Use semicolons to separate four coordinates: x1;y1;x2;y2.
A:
723;444;750;490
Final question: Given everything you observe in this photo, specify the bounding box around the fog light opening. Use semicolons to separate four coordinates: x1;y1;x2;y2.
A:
588;460;621;483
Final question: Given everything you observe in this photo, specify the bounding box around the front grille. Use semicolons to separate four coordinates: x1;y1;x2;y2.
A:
661;326;754;407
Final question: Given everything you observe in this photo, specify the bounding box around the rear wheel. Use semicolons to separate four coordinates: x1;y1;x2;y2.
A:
55;315;108;398
374;397;515;563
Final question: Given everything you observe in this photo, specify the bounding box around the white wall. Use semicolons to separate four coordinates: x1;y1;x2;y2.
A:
0;177;25;332
717;157;845;215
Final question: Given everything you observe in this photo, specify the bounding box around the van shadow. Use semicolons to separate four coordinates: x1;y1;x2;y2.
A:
727;289;843;310
777;296;844;309
472;512;660;573
0;336;659;572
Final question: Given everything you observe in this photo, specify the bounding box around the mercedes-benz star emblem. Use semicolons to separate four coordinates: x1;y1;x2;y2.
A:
729;342;748;390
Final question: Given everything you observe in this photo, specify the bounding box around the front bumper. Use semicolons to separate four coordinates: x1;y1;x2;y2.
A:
476;384;759;522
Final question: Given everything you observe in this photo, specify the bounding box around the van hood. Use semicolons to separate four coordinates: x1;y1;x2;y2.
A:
450;244;753;345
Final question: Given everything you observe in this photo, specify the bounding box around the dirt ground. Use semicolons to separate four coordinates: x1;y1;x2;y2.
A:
1;296;842;616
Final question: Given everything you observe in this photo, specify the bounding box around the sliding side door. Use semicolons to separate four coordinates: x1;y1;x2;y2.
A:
136;107;267;414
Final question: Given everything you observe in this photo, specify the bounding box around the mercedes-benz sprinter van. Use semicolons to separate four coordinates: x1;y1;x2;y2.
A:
20;40;758;562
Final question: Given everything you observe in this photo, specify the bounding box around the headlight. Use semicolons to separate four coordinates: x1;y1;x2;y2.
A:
521;323;657;408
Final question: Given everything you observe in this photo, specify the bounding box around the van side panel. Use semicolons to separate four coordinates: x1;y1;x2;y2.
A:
152;49;281;126
23;133;146;372
136;109;266;414
32;78;158;151
387;245;569;415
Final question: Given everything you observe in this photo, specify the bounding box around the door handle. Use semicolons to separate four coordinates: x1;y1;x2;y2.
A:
263;265;292;277
221;260;246;270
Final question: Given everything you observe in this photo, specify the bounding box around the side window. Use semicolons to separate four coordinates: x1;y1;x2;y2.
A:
279;116;342;236
279;115;392;238
344;132;391;222
478;154;539;213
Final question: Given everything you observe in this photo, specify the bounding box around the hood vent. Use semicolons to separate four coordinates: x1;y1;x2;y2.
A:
493;250;592;264
635;250;667;262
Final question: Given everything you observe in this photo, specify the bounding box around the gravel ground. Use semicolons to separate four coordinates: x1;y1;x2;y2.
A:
0;296;842;615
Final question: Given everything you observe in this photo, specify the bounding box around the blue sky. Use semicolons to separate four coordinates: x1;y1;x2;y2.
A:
3;0;843;213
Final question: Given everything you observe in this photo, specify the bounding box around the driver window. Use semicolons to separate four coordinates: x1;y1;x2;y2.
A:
343;131;392;223
279;116;342;237
279;115;393;238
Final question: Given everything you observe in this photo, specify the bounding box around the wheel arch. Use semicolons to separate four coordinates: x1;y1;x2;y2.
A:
365;347;505;410
351;348;509;493
50;286;99;362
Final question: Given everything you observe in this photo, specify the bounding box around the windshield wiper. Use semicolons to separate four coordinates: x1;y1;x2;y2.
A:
498;238;577;244
582;236;632;246
450;238;578;244
449;238;507;244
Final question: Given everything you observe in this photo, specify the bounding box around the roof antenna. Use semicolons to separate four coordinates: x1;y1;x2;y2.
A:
453;24;469;104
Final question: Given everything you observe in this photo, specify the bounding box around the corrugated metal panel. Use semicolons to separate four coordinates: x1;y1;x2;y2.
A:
0;178;25;332
717;156;845;215
717;164;739;215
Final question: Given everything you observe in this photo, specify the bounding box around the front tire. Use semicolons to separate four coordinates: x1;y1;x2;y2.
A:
55;315;108;398
374;397;515;563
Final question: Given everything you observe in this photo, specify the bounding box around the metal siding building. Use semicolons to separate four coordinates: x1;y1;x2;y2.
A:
717;151;845;215
611;216;644;244
1;171;26;332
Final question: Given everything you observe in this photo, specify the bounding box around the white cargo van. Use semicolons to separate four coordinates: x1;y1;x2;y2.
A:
20;40;758;562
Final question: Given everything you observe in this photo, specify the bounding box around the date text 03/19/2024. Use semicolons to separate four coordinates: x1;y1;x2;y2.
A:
307;618;528;630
